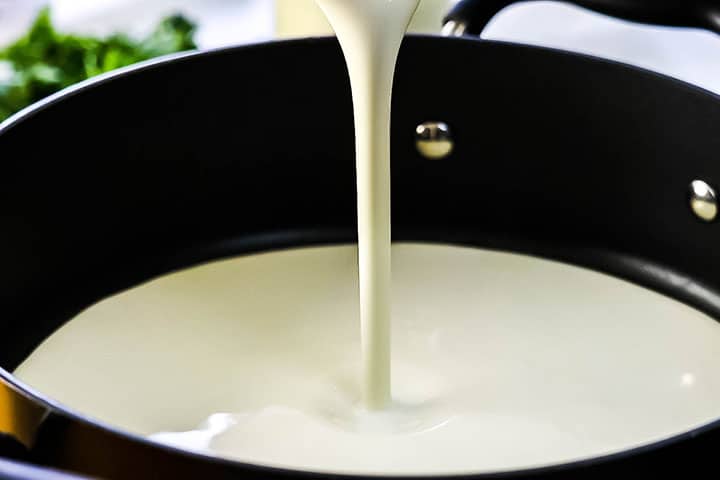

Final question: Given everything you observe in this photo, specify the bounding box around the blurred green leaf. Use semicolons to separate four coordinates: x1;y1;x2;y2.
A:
0;7;197;122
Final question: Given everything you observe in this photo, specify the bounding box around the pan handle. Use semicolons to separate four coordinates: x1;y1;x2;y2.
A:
442;0;720;36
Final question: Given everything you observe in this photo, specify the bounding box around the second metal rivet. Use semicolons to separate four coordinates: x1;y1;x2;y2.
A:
690;179;717;222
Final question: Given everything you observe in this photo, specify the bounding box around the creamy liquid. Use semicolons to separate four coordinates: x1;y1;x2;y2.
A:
275;0;452;38
15;244;720;475
314;0;419;409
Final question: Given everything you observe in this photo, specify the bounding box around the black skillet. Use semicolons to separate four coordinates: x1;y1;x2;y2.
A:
2;0;720;478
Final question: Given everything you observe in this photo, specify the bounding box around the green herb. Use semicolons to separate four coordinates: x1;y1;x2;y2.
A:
0;8;197;121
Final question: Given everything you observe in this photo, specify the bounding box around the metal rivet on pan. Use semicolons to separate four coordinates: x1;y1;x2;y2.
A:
415;121;454;160
441;20;468;37
689;179;718;222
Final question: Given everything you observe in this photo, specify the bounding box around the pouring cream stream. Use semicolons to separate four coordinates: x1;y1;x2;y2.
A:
314;0;420;410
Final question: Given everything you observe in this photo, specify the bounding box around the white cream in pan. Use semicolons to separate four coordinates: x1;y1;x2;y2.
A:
16;244;720;475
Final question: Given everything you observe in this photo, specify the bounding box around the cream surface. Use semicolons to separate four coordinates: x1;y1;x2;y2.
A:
314;0;419;409
16;244;720;476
